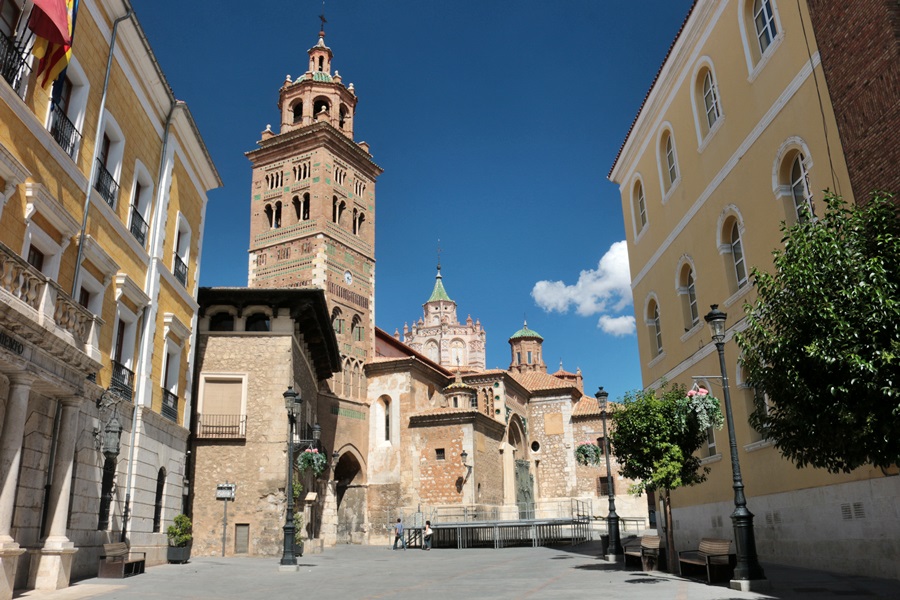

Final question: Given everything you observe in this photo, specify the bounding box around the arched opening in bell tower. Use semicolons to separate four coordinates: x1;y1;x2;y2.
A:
292;102;303;124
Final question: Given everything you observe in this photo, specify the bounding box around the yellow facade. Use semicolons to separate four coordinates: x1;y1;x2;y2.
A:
0;0;219;595
610;0;897;579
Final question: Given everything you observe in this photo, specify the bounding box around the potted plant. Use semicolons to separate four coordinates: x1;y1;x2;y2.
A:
166;514;193;564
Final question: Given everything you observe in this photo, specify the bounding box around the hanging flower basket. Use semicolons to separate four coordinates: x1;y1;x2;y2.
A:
296;448;327;476
575;442;602;466
679;388;725;431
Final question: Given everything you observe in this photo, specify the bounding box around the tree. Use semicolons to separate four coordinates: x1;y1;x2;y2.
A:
738;193;900;473
609;383;723;572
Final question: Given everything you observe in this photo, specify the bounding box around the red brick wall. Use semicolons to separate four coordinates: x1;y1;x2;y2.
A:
806;0;900;201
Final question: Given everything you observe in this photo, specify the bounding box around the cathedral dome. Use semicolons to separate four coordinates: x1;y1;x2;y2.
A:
510;323;543;341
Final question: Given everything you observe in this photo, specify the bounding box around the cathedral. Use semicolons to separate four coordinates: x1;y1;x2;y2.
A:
189;28;647;556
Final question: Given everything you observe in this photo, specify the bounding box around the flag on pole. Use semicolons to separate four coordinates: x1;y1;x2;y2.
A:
28;0;72;45
32;0;79;89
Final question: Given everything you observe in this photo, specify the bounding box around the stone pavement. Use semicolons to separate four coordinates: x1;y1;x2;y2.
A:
14;542;897;600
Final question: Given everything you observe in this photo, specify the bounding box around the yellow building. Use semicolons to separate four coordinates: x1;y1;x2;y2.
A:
609;0;898;580
0;1;219;596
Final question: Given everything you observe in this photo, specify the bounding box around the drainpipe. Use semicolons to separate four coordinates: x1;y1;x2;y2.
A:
120;99;182;542
71;7;134;297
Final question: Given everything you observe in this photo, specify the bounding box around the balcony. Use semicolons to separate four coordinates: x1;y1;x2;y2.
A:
0;241;102;365
161;388;178;422
196;414;247;439
173;254;187;286
0;29;31;98
110;360;134;400
48;102;82;160
130;206;148;247
93;159;119;208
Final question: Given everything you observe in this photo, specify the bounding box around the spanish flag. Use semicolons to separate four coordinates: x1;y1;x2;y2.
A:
31;0;79;89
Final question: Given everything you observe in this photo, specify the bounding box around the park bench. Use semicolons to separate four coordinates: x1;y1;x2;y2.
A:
678;538;735;583
97;542;145;578
624;535;664;571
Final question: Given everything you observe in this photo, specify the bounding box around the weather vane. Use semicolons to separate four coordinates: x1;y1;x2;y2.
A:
437;239;442;271
319;0;327;32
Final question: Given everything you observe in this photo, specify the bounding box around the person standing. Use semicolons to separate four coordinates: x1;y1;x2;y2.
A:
393;518;406;550
423;520;433;551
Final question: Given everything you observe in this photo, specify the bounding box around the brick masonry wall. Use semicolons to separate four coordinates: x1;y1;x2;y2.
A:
806;0;900;200
528;398;574;498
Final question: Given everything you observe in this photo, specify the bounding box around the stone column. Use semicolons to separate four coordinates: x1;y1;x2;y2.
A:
0;374;35;600
320;480;338;547
28;397;79;591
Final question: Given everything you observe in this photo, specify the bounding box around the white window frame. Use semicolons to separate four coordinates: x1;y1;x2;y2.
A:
196;373;249;421
689;58;725;148
630;175;648;241
95;110;125;208
738;0;784;80
656;124;680;202
773;137;815;224
23;183;79;281
128;160;155;244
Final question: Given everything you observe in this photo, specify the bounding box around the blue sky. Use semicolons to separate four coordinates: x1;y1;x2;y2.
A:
135;1;694;402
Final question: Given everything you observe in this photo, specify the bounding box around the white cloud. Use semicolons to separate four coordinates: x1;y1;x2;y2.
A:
531;240;634;335
598;315;636;337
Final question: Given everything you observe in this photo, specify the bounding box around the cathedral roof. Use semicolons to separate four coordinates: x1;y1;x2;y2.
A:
427;266;453;303
510;321;543;341
510;370;576;393
311;71;333;83
573;395;620;417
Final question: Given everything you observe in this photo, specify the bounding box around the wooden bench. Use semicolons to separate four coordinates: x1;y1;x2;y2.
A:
678;538;735;583
624;535;665;571
97;542;145;578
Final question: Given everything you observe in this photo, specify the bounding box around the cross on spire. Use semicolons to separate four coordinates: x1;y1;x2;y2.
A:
319;0;327;32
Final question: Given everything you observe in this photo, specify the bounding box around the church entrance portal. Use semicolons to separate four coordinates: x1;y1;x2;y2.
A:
514;459;534;519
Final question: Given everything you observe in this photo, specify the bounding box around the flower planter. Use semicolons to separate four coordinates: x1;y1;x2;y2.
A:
167;541;192;564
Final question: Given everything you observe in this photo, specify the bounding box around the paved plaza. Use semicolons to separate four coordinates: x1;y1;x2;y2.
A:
14;542;896;600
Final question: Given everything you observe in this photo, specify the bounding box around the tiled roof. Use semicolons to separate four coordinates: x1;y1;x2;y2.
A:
573;395;602;417
427;273;452;302
414;407;480;417
312;71;333;83
510;325;543;340
510;371;575;393
552;369;577;378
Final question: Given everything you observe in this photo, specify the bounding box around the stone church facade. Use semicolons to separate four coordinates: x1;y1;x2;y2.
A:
188;29;647;557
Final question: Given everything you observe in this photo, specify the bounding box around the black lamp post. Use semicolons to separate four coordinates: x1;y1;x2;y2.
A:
596;387;622;558
280;386;301;567
704;305;766;585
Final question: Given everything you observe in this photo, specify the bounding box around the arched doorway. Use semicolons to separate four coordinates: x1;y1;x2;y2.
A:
334;451;365;544
507;416;533;518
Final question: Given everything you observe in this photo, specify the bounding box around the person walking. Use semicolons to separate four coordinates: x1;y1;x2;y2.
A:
423;520;433;551
392;518;407;550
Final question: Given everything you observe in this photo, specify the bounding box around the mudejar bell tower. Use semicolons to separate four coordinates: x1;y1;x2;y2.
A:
246;29;381;396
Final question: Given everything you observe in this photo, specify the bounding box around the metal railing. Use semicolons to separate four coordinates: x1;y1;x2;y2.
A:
173;254;187;286
196;414;247;439
0;30;30;98
161;388;178;422
93;159;119;207
48;102;81;159
129;206;148;246
110;360;134;400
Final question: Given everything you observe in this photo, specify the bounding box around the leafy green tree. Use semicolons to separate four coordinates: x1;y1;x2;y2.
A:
610;383;722;571
738;193;899;473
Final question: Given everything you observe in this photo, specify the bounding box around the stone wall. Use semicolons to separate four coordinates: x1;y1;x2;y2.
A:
527;397;575;499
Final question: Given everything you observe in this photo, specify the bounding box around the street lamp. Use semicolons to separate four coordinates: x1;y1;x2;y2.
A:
280;386;302;568
460;450;472;483
704;305;767;588
596;387;622;559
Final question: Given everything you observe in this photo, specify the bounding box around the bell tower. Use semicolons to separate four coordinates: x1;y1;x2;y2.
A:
246;28;382;397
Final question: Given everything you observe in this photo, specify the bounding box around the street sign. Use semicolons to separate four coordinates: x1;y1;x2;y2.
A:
216;483;236;500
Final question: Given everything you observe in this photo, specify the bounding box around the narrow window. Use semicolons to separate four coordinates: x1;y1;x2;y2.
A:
27;245;45;271
730;222;747;288
702;71;720;129
265;204;274;228
636;182;647;229
274;201;282;228
78;287;91;308
469;395;478;409
435;448;445;461
302;193;310;221
753;0;778;55
384;399;391;442
665;135;678;186
516;351;522;365
653;305;663;356
687;271;699;327
292;102;303;123
527;351;532;364
790;154;813;222
152;468;165;532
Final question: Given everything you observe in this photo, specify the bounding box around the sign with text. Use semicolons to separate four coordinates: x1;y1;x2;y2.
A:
216;483;236;500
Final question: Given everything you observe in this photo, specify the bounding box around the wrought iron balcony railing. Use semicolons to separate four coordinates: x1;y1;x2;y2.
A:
48;102;82;159
161;388;178;422
173;254;187;286
0;29;31;98
196;414;247;439
110;360;135;400
93;159;119;208
130;206;148;247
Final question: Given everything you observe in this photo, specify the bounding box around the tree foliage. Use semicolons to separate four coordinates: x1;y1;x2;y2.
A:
738;193;900;473
609;383;720;495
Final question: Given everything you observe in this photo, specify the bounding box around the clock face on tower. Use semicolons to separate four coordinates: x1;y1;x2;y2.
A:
344;270;353;285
